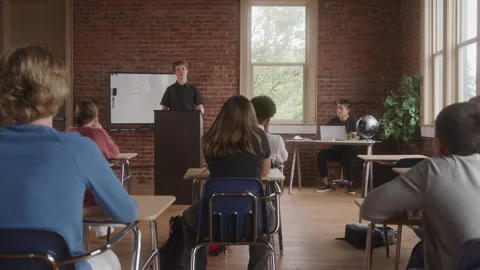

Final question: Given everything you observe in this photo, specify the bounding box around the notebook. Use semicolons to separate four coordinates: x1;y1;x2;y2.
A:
319;125;347;141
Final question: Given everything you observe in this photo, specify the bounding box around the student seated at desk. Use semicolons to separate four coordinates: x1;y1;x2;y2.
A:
67;100;120;238
251;95;288;167
67;100;120;159
182;95;275;270
0;45;137;270
315;99;358;194
360;102;480;270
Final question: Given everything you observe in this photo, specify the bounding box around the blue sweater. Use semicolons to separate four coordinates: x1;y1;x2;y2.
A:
0;124;138;270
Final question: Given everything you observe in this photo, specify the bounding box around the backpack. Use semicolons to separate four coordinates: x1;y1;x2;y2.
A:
336;223;397;249
158;216;184;270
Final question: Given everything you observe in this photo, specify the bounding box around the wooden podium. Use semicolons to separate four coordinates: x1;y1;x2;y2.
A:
154;110;203;205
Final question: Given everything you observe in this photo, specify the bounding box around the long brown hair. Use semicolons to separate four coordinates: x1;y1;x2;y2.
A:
74;100;99;127
203;95;262;158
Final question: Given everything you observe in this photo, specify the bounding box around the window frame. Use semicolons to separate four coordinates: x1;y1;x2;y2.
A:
240;0;318;125
421;0;480;127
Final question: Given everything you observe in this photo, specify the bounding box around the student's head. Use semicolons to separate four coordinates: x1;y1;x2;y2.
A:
434;102;480;156
251;95;277;125
336;99;352;119
0;45;68;127
74;100;99;127
468;95;480;104
172;60;188;81
203;95;261;158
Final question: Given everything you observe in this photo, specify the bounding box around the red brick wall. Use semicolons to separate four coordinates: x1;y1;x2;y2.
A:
401;0;421;76
73;0;403;193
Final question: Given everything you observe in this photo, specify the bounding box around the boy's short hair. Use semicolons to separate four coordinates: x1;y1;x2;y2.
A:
172;60;188;71
338;99;352;110
468;95;480;104
0;45;68;127
251;95;277;122
435;102;480;156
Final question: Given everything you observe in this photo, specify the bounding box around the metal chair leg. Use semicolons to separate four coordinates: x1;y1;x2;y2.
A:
191;244;205;270
383;224;390;258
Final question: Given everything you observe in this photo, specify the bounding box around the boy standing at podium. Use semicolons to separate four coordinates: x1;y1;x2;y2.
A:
161;60;205;114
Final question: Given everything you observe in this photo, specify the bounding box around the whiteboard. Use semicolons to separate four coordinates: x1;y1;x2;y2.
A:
109;73;177;124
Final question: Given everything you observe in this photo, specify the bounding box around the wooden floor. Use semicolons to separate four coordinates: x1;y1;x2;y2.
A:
87;188;418;270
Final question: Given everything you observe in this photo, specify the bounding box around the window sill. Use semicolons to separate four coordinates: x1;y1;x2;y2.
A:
269;125;317;135
421;126;435;138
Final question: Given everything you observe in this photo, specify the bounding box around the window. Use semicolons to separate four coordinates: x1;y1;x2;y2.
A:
241;0;318;125
457;0;477;102
422;0;479;125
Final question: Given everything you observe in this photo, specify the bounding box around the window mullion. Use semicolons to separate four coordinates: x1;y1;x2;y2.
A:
443;0;456;105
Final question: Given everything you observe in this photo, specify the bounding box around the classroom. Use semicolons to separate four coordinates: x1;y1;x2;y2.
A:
0;0;479;269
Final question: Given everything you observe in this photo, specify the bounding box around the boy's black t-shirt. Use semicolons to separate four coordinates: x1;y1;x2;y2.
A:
160;81;204;110
327;116;357;133
205;128;271;180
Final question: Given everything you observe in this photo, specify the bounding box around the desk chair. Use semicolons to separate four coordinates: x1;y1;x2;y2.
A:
452;238;480;270
192;178;280;270
0;222;137;270
330;165;349;190
271;161;285;254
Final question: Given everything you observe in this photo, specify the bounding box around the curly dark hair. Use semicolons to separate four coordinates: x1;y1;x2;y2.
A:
251;95;277;122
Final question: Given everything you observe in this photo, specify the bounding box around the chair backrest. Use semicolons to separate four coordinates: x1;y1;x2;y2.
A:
197;178;268;243
394;158;426;168
0;228;75;270
453;238;480;270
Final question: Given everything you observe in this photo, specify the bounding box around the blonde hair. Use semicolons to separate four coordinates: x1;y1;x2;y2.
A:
74;100;99;127
0;45;68;127
202;95;262;158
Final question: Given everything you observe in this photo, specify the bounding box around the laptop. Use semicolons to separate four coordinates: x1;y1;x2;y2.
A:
319;125;347;141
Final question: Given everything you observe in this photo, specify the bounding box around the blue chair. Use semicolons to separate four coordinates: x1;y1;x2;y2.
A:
453;238;480;270
191;177;280;270
0;221;138;270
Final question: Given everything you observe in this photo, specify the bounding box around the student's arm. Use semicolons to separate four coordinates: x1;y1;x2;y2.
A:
262;159;271;177
70;137;137;222
194;86;205;114
276;136;288;164
360;159;431;222
91;129;120;159
259;130;272;177
196;104;205;114
160;87;171;110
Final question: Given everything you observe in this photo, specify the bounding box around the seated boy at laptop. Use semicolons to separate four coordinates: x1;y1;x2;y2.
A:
315;99;358;194
361;102;480;270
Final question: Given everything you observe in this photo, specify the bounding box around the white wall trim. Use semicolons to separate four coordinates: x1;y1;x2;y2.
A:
421;126;435;137
269;125;316;135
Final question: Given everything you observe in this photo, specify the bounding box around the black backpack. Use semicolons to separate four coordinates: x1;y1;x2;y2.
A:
336;223;397;249
158;216;185;270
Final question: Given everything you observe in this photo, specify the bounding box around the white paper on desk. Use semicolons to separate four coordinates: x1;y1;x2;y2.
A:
293;135;310;140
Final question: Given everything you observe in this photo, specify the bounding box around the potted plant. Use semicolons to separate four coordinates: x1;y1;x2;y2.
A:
380;74;422;153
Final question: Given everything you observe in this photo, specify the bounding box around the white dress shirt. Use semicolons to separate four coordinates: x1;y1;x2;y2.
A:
258;125;288;164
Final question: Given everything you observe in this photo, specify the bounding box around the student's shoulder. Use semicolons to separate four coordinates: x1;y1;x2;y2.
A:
268;133;284;143
327;116;339;124
254;127;268;138
57;131;102;154
166;83;177;90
